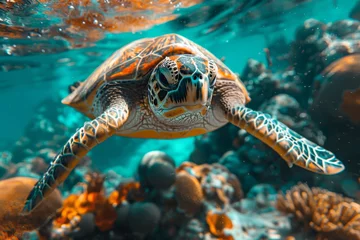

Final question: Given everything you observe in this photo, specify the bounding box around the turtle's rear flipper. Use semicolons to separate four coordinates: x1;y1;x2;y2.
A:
227;106;345;175
22;105;129;213
68;81;83;94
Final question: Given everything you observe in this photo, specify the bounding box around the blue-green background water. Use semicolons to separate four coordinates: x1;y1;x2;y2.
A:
0;0;357;175
1;0;360;239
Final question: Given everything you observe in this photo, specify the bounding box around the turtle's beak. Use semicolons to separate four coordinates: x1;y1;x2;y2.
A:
187;74;209;106
164;74;211;111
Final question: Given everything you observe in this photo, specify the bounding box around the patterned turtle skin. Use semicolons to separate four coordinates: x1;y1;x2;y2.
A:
23;34;345;213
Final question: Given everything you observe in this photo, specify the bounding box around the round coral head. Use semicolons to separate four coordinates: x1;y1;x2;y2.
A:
0;177;62;237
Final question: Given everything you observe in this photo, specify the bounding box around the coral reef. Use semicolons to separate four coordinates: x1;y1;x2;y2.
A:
277;183;360;240
45;151;291;240
290;18;360;93
241;59;303;109
53;172;117;238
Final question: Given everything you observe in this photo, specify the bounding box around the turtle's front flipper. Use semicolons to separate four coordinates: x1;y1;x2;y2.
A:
22;105;129;213
225;106;345;175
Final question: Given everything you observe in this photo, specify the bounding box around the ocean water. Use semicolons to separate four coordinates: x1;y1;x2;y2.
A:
0;0;359;239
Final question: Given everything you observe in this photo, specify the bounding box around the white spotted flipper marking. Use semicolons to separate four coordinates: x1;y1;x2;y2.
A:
227;106;345;175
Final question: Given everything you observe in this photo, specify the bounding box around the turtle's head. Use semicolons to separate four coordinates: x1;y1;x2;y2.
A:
148;55;217;121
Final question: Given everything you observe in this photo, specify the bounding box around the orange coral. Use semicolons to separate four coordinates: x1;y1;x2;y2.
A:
94;199;117;231
277;183;360;240
206;211;233;238
0;177;62;238
108;181;144;206
54;172;117;232
84;172;105;193
0;231;18;240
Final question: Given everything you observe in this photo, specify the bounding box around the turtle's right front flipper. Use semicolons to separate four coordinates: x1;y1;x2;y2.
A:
225;106;345;175
22;105;129;213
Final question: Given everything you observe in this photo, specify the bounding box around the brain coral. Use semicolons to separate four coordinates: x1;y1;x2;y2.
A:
0;177;62;237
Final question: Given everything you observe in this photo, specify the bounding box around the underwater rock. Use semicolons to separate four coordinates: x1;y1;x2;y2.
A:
277;183;360;240
327;20;360;38
241;184;277;213
241;59;303;109
0;177;62;238
290;18;330;89
219;150;251;178
321;39;360;66
312;54;360;126
310;54;360;178
176;218;206;240
241;59;267;81
114;203;130;232
138;150;176;190
260;94;300;128
289;18;360;93
342;88;360;125
128;202;161;235
69;213;96;239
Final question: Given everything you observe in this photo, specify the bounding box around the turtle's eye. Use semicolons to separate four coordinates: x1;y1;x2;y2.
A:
208;60;217;86
158;71;170;87
157;58;179;89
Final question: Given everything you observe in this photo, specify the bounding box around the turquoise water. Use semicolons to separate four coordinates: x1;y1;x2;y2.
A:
0;0;359;239
0;0;355;173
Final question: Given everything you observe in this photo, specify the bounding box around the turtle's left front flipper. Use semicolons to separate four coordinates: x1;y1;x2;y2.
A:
22;105;129;213
225;105;345;175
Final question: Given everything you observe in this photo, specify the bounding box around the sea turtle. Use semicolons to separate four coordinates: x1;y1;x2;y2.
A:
23;34;345;212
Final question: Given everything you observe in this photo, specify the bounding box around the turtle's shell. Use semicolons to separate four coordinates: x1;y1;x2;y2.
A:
62;34;250;117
